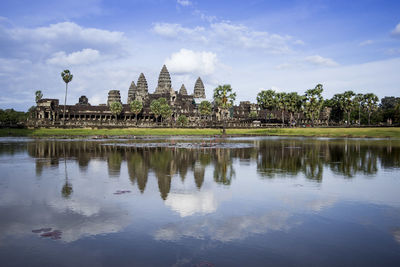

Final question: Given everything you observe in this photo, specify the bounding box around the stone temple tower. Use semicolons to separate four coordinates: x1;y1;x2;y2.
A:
127;81;137;104
193;77;206;98
107;90;122;106
179;84;188;95
133;73;149;102
155;65;172;94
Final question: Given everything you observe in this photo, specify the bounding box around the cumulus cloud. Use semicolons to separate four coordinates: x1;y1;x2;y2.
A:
152;21;300;54
47;48;100;65
177;0;191;6
304;55;338;67
391;22;400;37
165;48;217;76
12;22;124;45
152;23;206;42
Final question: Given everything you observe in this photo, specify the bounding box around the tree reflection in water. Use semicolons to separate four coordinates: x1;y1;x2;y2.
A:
25;138;400;200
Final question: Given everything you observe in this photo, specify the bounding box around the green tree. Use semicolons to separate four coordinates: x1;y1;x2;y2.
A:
61;70;73;124
109;101;123;121
304;84;324;126
286;92;302;126
130;100;143;124
363;93;379;125
353;93;364;125
199;100;212;116
333;91;355;125
249;111;258;119
160;103;172;124
177;115;188;126
199;100;212;126
275;92;288;126
213;84;236;134
256;89;276;122
35;90;43;103
150;98;163;123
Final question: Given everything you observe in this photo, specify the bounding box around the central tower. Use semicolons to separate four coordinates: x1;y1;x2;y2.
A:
155;65;172;94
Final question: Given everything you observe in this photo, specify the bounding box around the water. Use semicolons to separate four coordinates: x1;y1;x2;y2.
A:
0;137;400;266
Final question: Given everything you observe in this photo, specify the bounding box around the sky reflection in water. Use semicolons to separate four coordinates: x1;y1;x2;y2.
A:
0;137;400;266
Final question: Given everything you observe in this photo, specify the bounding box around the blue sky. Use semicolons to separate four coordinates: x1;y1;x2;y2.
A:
1;0;400;110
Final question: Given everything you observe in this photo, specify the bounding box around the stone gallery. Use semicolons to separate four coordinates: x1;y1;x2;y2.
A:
32;65;329;127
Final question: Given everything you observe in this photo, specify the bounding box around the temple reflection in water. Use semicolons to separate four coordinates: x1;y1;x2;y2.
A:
25;138;400;200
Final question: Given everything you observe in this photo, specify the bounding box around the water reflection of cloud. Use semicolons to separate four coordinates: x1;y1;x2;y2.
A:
154;211;291;242
165;191;219;217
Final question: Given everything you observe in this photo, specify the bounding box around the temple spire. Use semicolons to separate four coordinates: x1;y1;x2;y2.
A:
179;84;187;95
127;81;137;104
193;77;206;98
155;65;172;94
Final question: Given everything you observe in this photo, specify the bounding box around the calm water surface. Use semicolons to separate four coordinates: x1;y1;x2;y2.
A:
0;137;400;266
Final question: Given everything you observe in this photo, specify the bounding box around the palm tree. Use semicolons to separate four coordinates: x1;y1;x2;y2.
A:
256;89;276;123
304;84;324;126
199;100;212;126
109;101;123;121
35;90;43;103
213;84;236;134
276;92;288;126
363;93;379;125
61;70;73;124
342;91;355;125
130;100;143;125
150;100;161;124
286;92;302;126
353;93;364;125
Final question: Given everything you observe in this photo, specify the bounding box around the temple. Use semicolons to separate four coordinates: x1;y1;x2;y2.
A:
32;65;330;127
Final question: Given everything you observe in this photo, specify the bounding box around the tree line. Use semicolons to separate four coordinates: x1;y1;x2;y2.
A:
257;84;400;126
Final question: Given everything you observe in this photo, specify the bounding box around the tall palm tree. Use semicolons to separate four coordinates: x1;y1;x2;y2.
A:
256;89;276;122
304;84;324;126
363;93;379;125
61;70;73;124
213;84;236;134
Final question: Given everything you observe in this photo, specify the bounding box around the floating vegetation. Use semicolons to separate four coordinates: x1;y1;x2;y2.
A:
114;190;132;195
32;228;62;240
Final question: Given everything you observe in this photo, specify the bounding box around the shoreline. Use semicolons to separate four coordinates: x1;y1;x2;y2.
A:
1;127;400;139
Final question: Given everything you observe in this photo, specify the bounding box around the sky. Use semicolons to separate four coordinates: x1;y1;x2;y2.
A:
0;0;400;111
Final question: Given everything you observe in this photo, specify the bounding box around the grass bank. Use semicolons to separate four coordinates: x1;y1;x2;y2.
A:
1;127;400;138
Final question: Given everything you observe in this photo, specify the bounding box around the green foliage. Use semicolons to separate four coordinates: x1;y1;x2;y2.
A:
151;98;170;123
160;104;172;122
109;102;123;119
199;100;212;116
61;70;73;84
177;115;188;126
304;84;324;126
150;99;162;120
249;111;258;119
35;90;43;103
213;84;236;110
257;89;276;110
363;93;379;125
130;100;143;115
0;109;28;126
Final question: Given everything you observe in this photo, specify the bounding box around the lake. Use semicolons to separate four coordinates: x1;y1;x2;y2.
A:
0;136;400;266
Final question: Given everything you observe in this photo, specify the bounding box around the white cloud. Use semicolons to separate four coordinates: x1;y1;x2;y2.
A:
359;40;374;46
304;55;338;67
177;0;191;6
165;48;217;76
12;22;125;45
391;22;400;37
47;48;100;65
165;191;218;217
152;23;206;42
152;21;300;54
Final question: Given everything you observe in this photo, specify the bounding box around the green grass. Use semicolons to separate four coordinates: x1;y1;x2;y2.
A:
1;127;400;138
